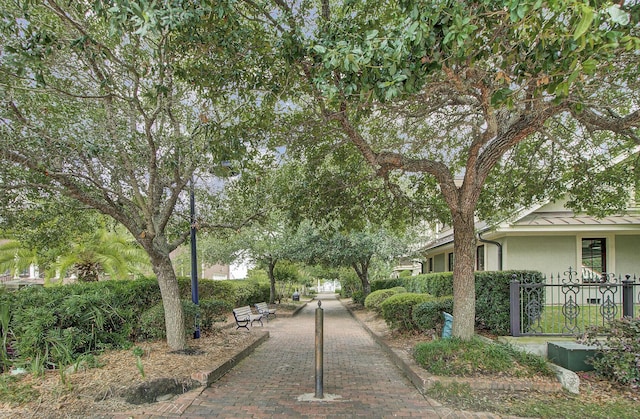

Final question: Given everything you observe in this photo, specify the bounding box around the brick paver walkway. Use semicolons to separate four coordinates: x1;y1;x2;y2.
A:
115;294;504;418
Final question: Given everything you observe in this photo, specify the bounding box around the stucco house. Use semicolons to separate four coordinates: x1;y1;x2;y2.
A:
420;198;640;281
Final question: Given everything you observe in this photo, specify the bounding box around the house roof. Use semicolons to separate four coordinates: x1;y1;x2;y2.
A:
420;145;640;253
514;212;640;227
421;210;640;252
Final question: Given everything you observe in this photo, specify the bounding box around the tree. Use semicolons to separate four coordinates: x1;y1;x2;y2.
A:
241;0;640;339
0;214;148;283
296;222;411;297
201;208;299;304
50;224;150;282
0;240;37;279
0;195;101;271
0;1;262;349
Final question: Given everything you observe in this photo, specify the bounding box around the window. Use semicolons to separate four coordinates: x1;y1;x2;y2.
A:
476;245;485;271
582;238;606;282
427;257;433;273
448;252;454;271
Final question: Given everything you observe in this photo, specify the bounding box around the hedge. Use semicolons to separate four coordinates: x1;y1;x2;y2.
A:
138;298;233;340
372;273;453;296
371;270;544;335
364;287;406;313
380;293;432;331
412;296;454;333
1;276;272;373
176;277;270;307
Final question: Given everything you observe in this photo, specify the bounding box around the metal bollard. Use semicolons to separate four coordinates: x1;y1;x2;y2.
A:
315;300;324;399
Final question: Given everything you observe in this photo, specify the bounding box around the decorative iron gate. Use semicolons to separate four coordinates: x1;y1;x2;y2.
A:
510;268;639;336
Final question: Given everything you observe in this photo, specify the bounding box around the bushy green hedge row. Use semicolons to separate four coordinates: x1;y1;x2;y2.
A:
364;287;406;313
1;277;271;374
138;298;233;340
380;293;432;331
412;296;454;332
371;270;544;335
364;285;453;333
175;277;270;306
372;272;453;296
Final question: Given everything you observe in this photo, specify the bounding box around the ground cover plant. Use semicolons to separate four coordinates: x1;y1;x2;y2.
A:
581;317;640;389
426;379;640;419
414;336;554;378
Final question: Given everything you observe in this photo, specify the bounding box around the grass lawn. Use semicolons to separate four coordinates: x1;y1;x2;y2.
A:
521;304;640;335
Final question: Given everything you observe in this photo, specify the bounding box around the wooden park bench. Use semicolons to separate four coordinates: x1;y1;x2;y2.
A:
232;306;263;330
254;302;277;321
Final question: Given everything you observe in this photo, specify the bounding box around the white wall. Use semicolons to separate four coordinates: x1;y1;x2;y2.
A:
615;235;640;278
503;235;576;278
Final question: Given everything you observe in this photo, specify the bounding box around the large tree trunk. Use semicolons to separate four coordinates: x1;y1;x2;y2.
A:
268;259;277;304
149;251;187;351
353;260;370;297
450;210;477;340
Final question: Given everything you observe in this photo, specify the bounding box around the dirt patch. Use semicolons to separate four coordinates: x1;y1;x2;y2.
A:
0;313;266;419
124;377;201;405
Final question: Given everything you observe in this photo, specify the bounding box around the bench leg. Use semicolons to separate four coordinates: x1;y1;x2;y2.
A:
236;321;250;330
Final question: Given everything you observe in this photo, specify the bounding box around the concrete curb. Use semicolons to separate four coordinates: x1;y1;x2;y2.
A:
191;330;270;386
341;299;563;395
277;301;308;317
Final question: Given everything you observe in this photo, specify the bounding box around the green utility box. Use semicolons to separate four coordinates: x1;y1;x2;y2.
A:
547;341;600;372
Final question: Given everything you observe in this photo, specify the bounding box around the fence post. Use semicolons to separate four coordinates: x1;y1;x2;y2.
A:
622;274;635;318
510;276;521;337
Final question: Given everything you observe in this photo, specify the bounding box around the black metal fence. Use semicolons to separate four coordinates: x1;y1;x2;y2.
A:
510;268;639;336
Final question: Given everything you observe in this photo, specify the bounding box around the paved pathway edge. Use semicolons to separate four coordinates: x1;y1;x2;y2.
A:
191;330;270;386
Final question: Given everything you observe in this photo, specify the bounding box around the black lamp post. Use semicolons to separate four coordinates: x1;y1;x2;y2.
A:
190;178;200;339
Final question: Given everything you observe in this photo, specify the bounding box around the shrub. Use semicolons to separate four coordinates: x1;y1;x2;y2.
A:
372;270;543;335
380;293;432;331
412;296;454;332
351;290;366;305
138;298;232;340
338;269;361;300
581;317;640;389
138;302;175;341
370;278;405;292
199;299;233;330
10;284;139;372
1;295;10;373
138;300;198;340
228;280;270;306
364;287;406;313
401;273;453;297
